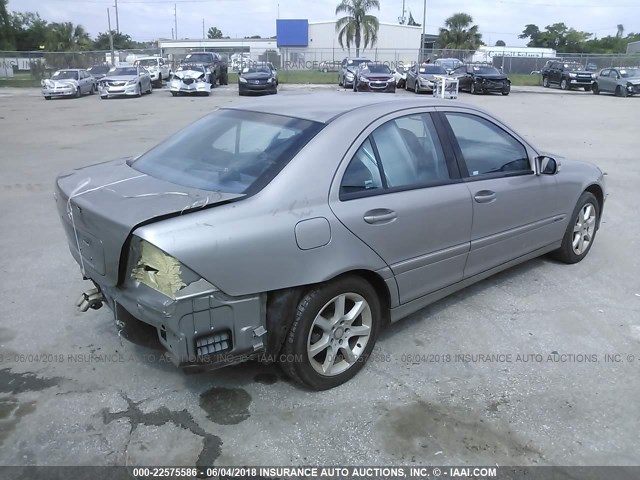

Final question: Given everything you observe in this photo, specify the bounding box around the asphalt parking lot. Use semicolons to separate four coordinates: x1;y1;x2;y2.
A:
0;83;639;468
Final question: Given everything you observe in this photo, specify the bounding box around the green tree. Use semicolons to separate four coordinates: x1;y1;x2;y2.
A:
495;39;505;46
519;22;591;52
11;12;49;50
437;13;482;50
0;0;14;50
93;31;137;50
46;22;91;51
207;26;223;39
335;0;380;56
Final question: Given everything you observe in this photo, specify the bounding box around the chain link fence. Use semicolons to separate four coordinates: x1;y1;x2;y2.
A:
2;48;639;86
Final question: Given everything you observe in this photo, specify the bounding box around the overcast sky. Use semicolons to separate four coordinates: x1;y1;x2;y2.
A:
7;0;640;47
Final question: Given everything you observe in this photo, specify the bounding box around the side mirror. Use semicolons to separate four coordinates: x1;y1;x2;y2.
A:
536;156;558;175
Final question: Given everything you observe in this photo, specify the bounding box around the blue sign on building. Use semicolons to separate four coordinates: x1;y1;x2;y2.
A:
276;19;309;47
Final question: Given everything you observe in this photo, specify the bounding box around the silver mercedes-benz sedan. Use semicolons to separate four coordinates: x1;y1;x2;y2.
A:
55;95;606;390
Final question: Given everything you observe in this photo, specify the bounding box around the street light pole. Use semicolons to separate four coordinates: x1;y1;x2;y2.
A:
174;4;178;40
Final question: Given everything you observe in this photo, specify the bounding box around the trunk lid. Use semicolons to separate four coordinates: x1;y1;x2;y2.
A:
55;158;243;286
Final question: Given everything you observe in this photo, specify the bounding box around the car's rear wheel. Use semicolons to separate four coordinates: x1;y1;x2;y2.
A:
552;192;599;264
560;78;569;90
280;276;381;390
542;76;549;88
592;83;600;95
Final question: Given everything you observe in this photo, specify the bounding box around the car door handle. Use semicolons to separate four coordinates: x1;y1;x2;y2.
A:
474;190;496;203
363;209;397;224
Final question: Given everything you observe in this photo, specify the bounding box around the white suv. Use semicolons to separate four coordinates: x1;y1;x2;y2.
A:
134;57;171;85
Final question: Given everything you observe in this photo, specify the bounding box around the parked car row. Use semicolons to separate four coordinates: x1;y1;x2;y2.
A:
539;60;640;97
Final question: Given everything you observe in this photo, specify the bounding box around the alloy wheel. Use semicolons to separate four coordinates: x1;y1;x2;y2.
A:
572;203;597;255
306;292;372;377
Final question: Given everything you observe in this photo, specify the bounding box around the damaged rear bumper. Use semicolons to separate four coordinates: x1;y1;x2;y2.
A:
93;278;267;369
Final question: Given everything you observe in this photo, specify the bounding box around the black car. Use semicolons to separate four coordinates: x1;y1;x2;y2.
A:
540;60;593;91
87;65;111;81
238;62;277;96
451;64;511;95
353;63;396;93
182;52;228;85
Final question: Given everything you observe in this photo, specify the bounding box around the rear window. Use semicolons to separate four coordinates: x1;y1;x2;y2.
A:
131;110;323;194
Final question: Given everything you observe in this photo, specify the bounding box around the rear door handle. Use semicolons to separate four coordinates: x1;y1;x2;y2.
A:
474;190;496;203
363;208;397;224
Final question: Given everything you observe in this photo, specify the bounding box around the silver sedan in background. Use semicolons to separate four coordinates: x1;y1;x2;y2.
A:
41;69;95;100
97;66;153;99
593;67;640;97
55;95;606;390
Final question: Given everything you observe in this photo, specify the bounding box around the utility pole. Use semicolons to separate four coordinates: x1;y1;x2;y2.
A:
114;0;120;34
174;4;178;40
202;19;205;39
107;8;115;65
171;27;174;40
421;0;427;62
398;0;406;24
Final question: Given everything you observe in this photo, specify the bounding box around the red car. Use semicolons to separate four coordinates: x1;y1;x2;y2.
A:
353;63;396;93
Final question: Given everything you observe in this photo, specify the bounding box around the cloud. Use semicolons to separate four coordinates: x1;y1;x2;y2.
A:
7;0;640;45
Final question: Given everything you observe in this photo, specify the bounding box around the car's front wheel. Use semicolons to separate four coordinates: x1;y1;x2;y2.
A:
542;76;549;88
552;192;600;264
560;78;569;90
280;276;381;390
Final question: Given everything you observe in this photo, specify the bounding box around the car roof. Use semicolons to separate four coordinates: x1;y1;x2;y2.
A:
224;93;478;124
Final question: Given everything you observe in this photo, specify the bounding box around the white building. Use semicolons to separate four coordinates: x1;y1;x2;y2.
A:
157;20;425;68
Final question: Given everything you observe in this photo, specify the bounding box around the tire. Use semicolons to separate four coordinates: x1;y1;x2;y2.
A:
560;78;569;90
542;76;549;88
470;82;477;94
615;85;628;98
44;96;51;100
280;275;381;390
584;85;591;92
135;83;142;97
89;84;95;95
100;95;107;100
592;83;599;95
414;82;420;94
171;91;177;97
552;192;600;264
75;87;81;98
146;82;152;94
501;89;510;96
338;75;343;86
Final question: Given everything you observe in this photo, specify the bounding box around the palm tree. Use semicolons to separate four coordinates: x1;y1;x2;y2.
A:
47;22;91;51
335;0;380;57
438;13;482;50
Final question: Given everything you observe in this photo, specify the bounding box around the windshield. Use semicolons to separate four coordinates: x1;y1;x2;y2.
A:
88;66;110;75
243;65;271;74
363;64;391;74
436;59;461;68
420;65;447;75
185;53;213;63
472;66;501;75
564;63;585;70
136;58;159;67
620;68;640;78
51;70;78;80
347;59;370;67
111;67;138;76
132;110;324;194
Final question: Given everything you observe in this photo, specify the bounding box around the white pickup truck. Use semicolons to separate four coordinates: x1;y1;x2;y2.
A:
134;57;171;85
